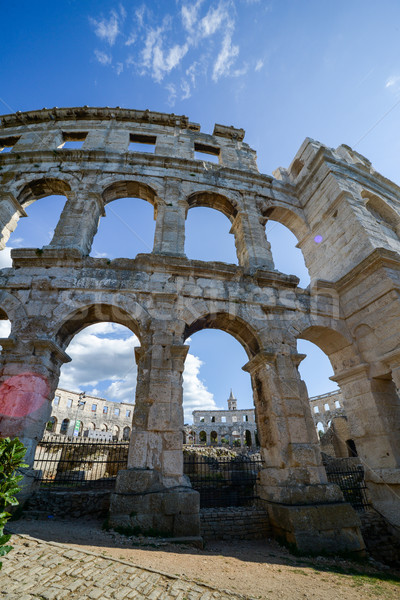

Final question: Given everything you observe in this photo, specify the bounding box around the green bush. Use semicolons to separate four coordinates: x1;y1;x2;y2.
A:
0;437;27;570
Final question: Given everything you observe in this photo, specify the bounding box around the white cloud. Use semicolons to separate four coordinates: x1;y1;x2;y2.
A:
90;10;121;46
0;248;12;269
166;83;177;105
141;23;189;82
212;32;239;81
94;49;112;65
59;324;138;402
0;320;11;337
199;2;229;37
125;33;136;47
87;1;256;98
183;353;217;422
57;323;217;423
181;0;204;31
181;79;191;100
57;321;216;422
386;75;400;89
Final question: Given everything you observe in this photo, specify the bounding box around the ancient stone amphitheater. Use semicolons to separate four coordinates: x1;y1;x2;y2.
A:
0;106;399;553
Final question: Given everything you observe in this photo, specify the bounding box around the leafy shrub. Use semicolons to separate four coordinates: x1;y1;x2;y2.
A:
0;437;27;569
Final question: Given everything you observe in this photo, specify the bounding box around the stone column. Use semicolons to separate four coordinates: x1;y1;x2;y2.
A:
153;178;187;256
332;362;400;521
230;196;275;271
0;337;71;499
46;191;105;255
0;192;27;250
110;341;200;538
243;350;365;555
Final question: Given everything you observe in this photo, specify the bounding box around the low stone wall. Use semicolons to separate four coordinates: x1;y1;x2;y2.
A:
360;509;400;567
200;507;271;541
25;490;111;519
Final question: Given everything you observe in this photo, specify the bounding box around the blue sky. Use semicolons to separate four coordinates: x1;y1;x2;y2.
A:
1;0;400;421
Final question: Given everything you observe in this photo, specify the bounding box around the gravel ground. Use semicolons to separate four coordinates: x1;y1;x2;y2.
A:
7;516;400;600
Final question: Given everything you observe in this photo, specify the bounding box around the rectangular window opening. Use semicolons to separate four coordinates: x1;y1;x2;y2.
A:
114;408;120;416
66;399;73;408
194;142;220;164
54;395;60;406
60;131;87;149
0;136;20;152
221;416;226;423
126;410;131;418
129;133;156;153
103;406;108;414
91;404;97;412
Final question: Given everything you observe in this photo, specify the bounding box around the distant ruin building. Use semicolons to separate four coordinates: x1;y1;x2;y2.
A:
186;389;348;450
46;388;134;440
1;106;399;554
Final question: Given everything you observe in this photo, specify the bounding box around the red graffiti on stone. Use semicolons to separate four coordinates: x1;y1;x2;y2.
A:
0;373;50;417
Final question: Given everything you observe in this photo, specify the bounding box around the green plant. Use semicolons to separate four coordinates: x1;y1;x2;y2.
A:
0;437;27;569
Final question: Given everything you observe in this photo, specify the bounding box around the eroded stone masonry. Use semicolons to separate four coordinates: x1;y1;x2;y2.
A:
0;107;399;554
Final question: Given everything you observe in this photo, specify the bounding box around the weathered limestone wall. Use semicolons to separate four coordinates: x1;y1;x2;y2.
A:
0;106;398;551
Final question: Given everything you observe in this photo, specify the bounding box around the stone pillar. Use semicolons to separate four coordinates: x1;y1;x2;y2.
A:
243;350;365;555
230;197;275;271
332;363;400;522
0;192;27;250
109;341;200;538
46;191;105;255
0;337;71;499
153;178;187;256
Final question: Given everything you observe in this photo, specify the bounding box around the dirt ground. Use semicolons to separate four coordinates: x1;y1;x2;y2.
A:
7;517;400;600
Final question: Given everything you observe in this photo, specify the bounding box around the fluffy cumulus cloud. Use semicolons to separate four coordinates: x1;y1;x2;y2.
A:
183;353;217;422
88;1;263;103
58;323;138;403
57;323;215;423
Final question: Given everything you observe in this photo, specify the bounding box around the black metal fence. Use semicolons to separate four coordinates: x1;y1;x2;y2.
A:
33;437;129;489
325;464;370;511
184;453;263;508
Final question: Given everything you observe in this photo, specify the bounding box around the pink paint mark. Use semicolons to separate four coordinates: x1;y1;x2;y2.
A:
0;373;50;418
314;235;323;244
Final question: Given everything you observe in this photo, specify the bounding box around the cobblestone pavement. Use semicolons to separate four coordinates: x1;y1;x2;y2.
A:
0;534;253;600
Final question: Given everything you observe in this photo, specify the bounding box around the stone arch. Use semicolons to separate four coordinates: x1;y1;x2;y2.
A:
46;415;57;432
17;177;72;207
186;191;239;222
113;425;120;440
54;302;144;350
199;430;206;443
298;324;359;374
123;426;130;440
0;291;28;328
261;205;309;243
0;177;72;251
184;312;262;360
245;429;252;447
102;180;158;207
101;423;108;431
210;430;218;444
60;418;70;435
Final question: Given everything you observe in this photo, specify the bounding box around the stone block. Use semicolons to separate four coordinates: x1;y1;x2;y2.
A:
267;502;365;556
